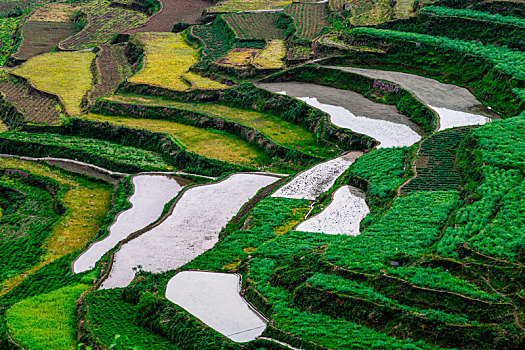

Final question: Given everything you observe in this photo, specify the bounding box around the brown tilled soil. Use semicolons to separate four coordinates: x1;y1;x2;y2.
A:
126;0;211;33
0;79;61;124
13;21;77;61
88;44;133;103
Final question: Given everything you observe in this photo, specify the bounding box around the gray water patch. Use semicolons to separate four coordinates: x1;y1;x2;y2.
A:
298;96;421;148
73;174;186;273
272;153;361;200
165;271;267;342
295;185;369;236
101;173;280;289
258;81;425;133
329;66;499;119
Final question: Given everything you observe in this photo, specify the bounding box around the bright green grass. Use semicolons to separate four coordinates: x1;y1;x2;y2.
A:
86;113;271;167
1;131;172;171
105;94;332;158
6;284;89;350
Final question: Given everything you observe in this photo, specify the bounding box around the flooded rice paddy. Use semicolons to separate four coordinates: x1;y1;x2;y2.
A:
272;152;361;200
295;185;369;236
73;174;188;273
165;271;267;342
258;81;424;148
329;66;497;130
101;173;279;289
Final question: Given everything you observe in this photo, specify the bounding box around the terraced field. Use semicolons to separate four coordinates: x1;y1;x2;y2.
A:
88;44;133;103
104;94;334;158
13;3;78;60
0;77;63;124
2;1;525;349
59;0;147;50
284;2;329;40
128;32;226;91
223;12;284;40
0;17;20;65
13;51;95;116
87;113;271;167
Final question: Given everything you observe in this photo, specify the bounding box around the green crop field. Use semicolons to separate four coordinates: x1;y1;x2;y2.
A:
2;1;525;348
284;2;329;40
104;94;334;158
87;113;271;168
223;12;284;40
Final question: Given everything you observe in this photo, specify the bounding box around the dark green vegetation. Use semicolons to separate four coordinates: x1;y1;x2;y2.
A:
402;127;470;193
2;0;525;348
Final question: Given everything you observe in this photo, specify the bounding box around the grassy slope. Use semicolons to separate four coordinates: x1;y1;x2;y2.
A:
1;131;172;171
13;51;95;116
6;284;89;350
86;113;271;167
0;158;112;295
253;40;286;69
104;94;332;157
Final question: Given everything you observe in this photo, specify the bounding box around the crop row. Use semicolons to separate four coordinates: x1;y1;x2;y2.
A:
59;0;147;50
421;6;525;27
0;17;20;65
284;3;329;40
350;27;525;80
402;127;470;193
223;12;284;40
189;19;234;68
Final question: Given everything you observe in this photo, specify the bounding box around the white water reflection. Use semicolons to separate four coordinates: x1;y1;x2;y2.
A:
101;173;279;289
430;105;491;131
299;96;421;148
74;175;185;273
166;271;267;342
295;185;369;236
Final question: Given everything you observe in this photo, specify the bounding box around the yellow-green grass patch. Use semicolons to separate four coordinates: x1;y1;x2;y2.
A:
129;33;226;91
86;113;271;167
7;284;89;350
214;48;260;69
253;40;286;69
0;120;8;132
27;2;80;22
13;51;95;116
209;0;292;13
0;158;112;295
105;94;334;158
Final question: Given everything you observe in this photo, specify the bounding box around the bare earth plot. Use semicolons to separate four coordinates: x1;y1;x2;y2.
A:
13;3;79;60
0;78;63;124
127;0;211;33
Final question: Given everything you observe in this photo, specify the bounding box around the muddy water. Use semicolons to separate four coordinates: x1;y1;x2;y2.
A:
101;173;279;289
73;174;187;273
165;271;267;342
272;152;362;200
257;81;424;147
329;66;498;129
295;185;369;236
45;159;123;184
